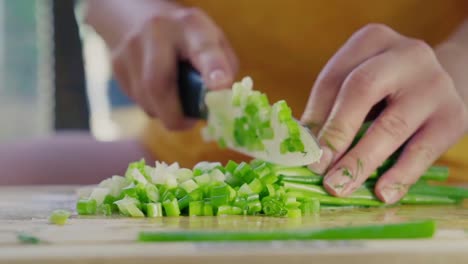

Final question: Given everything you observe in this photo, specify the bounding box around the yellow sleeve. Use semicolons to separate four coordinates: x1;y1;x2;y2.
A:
436;135;468;183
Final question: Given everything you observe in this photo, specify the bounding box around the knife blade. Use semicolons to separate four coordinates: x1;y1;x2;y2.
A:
177;62;322;166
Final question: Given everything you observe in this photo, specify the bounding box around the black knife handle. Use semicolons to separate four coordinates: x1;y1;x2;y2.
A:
177;61;208;119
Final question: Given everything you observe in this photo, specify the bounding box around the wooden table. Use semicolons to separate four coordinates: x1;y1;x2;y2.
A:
1;185;467;264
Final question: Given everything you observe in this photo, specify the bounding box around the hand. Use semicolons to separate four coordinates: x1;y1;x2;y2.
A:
301;24;468;204
110;4;238;129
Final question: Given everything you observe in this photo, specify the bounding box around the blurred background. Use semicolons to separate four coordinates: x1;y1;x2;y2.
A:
0;0;145;144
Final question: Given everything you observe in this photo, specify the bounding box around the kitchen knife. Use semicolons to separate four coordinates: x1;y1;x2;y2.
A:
177;62;322;166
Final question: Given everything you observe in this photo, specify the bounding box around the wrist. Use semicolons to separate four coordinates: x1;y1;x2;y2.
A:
435;40;468;108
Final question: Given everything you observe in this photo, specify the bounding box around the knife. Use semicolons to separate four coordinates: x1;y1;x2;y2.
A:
177;62;322;166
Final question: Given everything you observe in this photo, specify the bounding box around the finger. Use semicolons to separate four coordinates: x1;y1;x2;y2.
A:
315;39;439;175
141;17;192;129
322;78;440;197
111;57;133;100
122;36;157;118
175;8;235;90
375;97;468;204
221;36;239;76
301;24;401;136
110;34;142;102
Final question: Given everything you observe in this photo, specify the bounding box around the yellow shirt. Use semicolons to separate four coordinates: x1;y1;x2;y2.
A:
142;0;468;182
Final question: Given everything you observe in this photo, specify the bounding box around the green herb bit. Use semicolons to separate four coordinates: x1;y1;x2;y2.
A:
324;138;337;152
357;158;364;175
342;168;353;179
17;232;41;244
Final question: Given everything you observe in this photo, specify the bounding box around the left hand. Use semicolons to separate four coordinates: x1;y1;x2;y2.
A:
300;24;468;204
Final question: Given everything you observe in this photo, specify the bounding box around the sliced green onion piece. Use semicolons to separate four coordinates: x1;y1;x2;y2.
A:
203;202;214;216
217;205;242;216
287;208;302;218
248;178;264;194
180;179;199;193
146;203;163;218
76;199;97;215
163;198;180;217
145;184;160;203
97;204;113;216
194;174;211;185
300;199;320;216
189;201;204;216
177;195;190;210
49;209;71;225
89;187;110;205
114;195;144;217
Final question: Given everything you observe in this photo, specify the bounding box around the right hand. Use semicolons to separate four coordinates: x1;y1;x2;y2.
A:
111;4;238;130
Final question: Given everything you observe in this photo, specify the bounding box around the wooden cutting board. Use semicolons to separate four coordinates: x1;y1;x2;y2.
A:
0;185;467;264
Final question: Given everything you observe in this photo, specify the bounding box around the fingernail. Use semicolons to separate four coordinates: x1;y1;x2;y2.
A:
323;167;354;196
209;69;228;86
380;185;405;204
308;147;333;174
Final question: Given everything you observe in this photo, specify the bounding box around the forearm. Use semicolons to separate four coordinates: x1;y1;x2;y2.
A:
435;19;468;108
84;0;181;48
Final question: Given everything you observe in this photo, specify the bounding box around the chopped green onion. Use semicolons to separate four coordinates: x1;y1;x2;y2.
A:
97;204;113;216
145;184;160;203
180;179;199;193
203;202;214;216
261;197;288;217
114;195;144;217
49;209;71;225
194;174;211;185
163;198;180;217
248;178;264;194
300;199;320;216
287;208;302;218
146;203;163;218
76;199;97;215
177;195;191;211
217;205;242;216
189;201;204;216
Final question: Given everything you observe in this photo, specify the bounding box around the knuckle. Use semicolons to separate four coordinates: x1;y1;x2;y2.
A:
405;39;435;61
189;40;221;59
344;152;372;174
138;15;171;39
126;32;141;51
343;67;377;95
173;7;206;26
321;120;357;150
149;79;171;99
316;69;343;90
146;15;171;29
405;143;437;165
355;23;396;42
431;69;453;89
141;69;173;100
374;112;410;142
